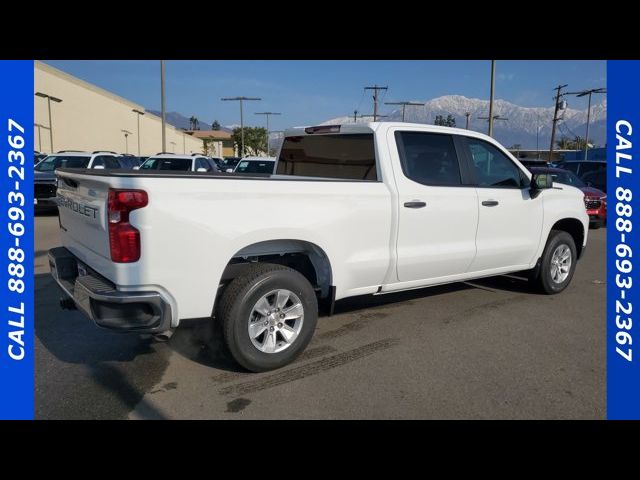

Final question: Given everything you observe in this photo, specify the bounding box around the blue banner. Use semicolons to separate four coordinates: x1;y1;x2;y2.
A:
607;60;640;419
0;60;34;420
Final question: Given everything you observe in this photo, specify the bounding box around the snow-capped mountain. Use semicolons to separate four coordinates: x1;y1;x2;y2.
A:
321;95;606;149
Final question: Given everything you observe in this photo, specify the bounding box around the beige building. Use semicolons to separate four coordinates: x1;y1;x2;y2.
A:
34;61;203;155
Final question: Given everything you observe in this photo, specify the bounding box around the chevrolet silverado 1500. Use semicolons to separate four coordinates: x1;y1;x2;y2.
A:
49;123;589;371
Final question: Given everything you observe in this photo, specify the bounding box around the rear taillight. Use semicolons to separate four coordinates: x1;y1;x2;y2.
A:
108;189;148;263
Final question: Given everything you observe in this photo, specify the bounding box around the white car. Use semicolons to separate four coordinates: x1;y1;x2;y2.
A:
35;150;121;210
229;156;276;174
49;122;589;372
136;153;220;172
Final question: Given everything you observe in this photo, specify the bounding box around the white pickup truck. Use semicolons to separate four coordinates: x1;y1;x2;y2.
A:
49;123;589;372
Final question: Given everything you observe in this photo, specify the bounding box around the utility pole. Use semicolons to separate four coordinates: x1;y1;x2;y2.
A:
384;101;425;122
221;96;262;157
255;111;281;156
566;87;606;160
132;109;145;155
364;85;388;121
465;112;471;130
488;60;496;137
536;112;540;160
160;60;167;153
35;92;62;152
353;110;358;122
548;84;568;162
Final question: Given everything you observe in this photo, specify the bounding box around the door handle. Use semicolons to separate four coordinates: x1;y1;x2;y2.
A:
404;201;427;209
481;200;499;207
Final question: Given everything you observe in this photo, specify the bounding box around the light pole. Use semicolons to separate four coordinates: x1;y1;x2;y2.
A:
488;60;496;137
35;92;62;152
132;109;145;155
566;87;606;160
160;60;167;153
465;112;471;129
221;96;261;157
34;123;48;152
255;112;281;155
121;129;132;154
384;101;425;122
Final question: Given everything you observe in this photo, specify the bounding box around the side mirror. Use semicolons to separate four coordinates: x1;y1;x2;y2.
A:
93;165;105;170
531;173;553;190
226;168;234;173
196;167;207;172
133;165;140;170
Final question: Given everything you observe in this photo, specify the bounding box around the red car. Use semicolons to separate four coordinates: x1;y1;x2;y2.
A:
530;167;606;228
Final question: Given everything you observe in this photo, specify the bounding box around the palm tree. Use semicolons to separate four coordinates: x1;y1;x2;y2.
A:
189;116;195;130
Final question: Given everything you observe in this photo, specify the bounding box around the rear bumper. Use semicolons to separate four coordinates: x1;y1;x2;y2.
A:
48;247;172;333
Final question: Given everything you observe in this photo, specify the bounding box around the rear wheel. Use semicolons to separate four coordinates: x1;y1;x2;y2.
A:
531;230;577;294
217;263;318;372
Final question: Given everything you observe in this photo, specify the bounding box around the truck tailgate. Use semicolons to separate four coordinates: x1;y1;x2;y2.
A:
55;171;112;261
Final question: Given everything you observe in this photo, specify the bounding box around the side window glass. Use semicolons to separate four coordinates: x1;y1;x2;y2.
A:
394;131;462;186
466;139;524;188
105;157;120;169
92;157;105;168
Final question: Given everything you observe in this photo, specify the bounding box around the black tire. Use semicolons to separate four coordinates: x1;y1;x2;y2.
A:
531;230;577;295
217;263;318;372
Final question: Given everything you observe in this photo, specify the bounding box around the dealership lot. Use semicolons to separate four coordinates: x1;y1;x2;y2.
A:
35;214;605;419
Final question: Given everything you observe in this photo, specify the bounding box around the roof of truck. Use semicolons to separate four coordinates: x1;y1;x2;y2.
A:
284;122;498;142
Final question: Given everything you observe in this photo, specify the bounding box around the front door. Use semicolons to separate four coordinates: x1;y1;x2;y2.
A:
462;137;544;272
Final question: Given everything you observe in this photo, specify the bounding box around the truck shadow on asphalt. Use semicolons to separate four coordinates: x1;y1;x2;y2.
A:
35;268;539;416
35;273;171;419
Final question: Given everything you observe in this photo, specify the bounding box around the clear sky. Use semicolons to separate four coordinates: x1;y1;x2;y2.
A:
43;60;606;131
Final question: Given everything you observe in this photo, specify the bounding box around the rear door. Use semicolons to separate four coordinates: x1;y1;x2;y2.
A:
392;130;479;282
461;136;543;272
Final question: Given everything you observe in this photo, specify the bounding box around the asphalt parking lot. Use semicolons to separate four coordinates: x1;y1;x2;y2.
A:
35;213;606;419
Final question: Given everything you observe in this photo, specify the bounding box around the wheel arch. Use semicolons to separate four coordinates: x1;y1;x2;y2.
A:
219;239;334;300
550;217;585;258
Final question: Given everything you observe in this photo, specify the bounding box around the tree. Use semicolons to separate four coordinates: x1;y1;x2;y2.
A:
434;114;456;127
556;136;592;150
232;126;267;156
189;116;196;130
193;117;200;130
211;120;221;130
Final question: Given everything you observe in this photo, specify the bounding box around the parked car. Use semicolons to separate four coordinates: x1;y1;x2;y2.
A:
49;123;589;372
530;166;606;228
210;156;226;170
34;151;48;165
231;156;277;174
136;153;220;172
218;156;241;171
117;155;144;170
34;150;121;212
556;160;607;193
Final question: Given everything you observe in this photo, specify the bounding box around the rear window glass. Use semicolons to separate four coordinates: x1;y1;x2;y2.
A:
235;160;275;174
141;157;192;171
35;155;91;171
277;133;377;180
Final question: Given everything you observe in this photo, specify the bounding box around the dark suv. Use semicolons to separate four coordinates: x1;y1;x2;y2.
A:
557;160;607;193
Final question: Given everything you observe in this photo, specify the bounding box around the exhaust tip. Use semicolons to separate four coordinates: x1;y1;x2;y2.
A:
152;330;174;342
59;297;77;310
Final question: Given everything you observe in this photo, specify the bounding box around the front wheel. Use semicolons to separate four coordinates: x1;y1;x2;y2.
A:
531;230;577;294
218;263;318;372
